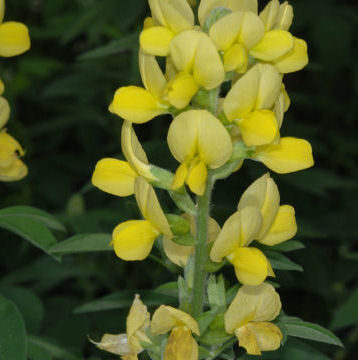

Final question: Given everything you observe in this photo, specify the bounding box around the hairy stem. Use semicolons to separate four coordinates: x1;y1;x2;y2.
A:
192;174;215;316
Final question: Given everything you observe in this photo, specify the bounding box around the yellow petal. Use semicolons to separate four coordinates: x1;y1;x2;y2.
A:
162;235;193;267
112;220;159;261
0;78;4;95
164;327;198;360
127;294;150;352
158;0;194;33
255;137;314;174
276;2;293;31
109;86;167;124
172;161;188;190
224;64;260;120
193;33;225;89
259;0;280;31
209;12;243;51
260;205;297;246
134;177;172;237
91;333;130;356
92;158;137;197
167;111;198;163
152;306;200;335
238;109;278;146
223;43;248;73
143;16;156;30
195;110;232;168
140;26;174;56
250;30;294;62
274;37;308;74
239;206;263;247
170;30;201;73
187;159;207;196
0;0;4;24
168;109;232;169
0;131;24;166
0;95;10;129
255;64;282;110
238;12;265;49
229;247;270;285
0;158;27;182
235;322;282;355
225;283;281;333
238;173;280;240
148;0;168;26
167;73;198;109
139;51;167;99
121;122;155;181
0;21;30;57
230;0;258;14
210;212;241;263
235;324;262;355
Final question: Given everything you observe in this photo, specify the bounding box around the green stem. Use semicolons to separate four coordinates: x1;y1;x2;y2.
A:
192;173;215;316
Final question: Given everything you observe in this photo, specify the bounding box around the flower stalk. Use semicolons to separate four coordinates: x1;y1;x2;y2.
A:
192;173;215;316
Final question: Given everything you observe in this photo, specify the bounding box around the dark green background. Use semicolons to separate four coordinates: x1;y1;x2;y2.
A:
0;0;357;359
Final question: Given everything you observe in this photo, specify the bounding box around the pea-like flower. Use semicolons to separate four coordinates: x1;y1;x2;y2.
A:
92;121;154;197
111;177;172;261
210;173;297;285
167;109;232;196
0;0;30;57
169;30;225;90
0;82;27;182
225;283;283;355
92;295;150;360
140;0;194;56
224;63;282;147
109;51;201;124
224;63;314;173
151;305;200;360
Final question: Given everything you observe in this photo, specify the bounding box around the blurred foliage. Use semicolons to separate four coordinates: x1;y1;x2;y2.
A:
0;0;357;359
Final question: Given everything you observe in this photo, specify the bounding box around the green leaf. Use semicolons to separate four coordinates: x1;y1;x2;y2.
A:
277;318;343;347
0;295;27;360
28;336;79;360
266;251;303;272
0;286;43;334
269;240;305;253
74;290;176;314
155;282;178;298
0;215;57;258
49;233;112;255
0;206;65;232
331;287;358;330
77;34;138;60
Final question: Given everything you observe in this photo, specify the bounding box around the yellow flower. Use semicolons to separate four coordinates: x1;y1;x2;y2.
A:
0;0;30;57
224;64;282;146
209;10;264;73
112;177;172;261
250;0;308;73
0;81;27;182
170;30;225;90
92;295;150;359
225;283;283;355
151;305;200;360
163;215;221;267
92;121;153;197
237;173;297;246
210;173;298;285
140;0;194;56
167;109;232;196
210;205;274;285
